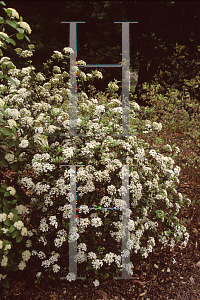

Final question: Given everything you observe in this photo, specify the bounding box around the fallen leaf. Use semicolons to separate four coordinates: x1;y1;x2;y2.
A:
189;276;195;284
196;261;200;267
140;290;147;297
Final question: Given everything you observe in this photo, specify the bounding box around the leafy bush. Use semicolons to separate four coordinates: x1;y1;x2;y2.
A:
0;1;194;289
134;82;200;174
0;44;192;288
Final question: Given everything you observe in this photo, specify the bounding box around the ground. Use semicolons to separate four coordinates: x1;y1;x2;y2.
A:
0;128;200;300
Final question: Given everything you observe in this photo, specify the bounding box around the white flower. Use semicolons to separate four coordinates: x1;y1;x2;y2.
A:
88;252;97;260
7;119;17;128
90;217;102;227
63;47;74;54
92;258;103;270
0;98;5;108
49;216;58;228
77;60;86;65
93;70;103;79
66;272;76;282
4;244;11;251
93;279;100;287
107;81;119;91
52;51;64;59
15;205;26;214
6;186;16;196
0;213;7;222
1;255;8;267
19;139;29;148
21;50;33;58
14;220;24;230
18;260;26;270
8;212;14;221
18;21;31;34
5;153;15;163
21;227;28;236
0;240;3;249
26;239;32;248
103;252;115;265
0;274;7;280
36;73;45;81
0;32;9;40
22;250;31;262
152;121;162;131
52;264;60;273
36;272;42;278
131;102;140;111
7;8;19;19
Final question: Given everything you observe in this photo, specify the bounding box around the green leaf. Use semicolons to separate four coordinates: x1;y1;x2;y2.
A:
25;35;30;42
11;126;16;134
0;17;4;24
4;76;17;85
16;33;24;40
12;214;18;222
10;164;18;171
1;184;7;189
4;192;10;197
0;117;7;124
4;249;8;256
5;38;16;46
0;110;8;118
10;208;18;214
1;278;9;289
8;140;16;147
0;2;6;6
3;198;9;207
9;225;15;233
2;127;13;136
12;229;19;238
16;235;23;243
3;218;12;226
16;27;24;34
7;62;16;69
6;20;17;29
0;159;7;167
0;187;6;193
19;16;23;22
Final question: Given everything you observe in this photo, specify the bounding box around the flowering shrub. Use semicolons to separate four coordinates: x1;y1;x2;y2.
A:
0;42;192;288
0;1;192;289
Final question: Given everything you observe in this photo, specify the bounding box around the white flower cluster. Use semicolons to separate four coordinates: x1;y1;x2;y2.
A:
18;21;31;34
107;81;119;91
7;8;19;19
22;250;31;262
63;47;74;54
19;139;29;148
15;204;27;214
6;186;16;195
5;107;20;119
32;153;56;175
21;50;33;58
39;218;49;232
13;220;24;230
1;255;8;267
